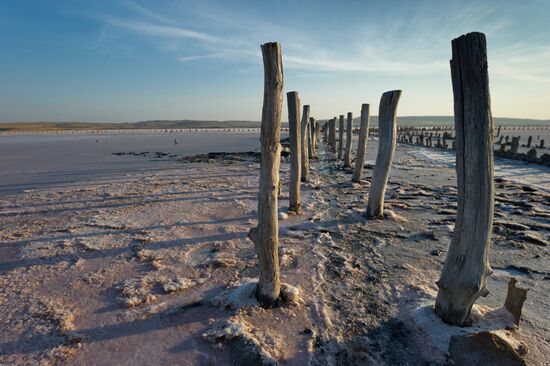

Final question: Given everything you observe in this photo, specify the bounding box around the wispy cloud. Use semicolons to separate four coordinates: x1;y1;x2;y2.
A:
94;0;550;82
103;17;220;43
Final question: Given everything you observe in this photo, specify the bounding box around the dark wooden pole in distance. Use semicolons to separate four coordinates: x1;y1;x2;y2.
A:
329;118;337;151
309;117;316;159
248;42;283;307
344;112;353;167
435;32;494;326
288;91;301;213
366;90;402;218
338;115;345;159
352;104;370;183
301;105;310;182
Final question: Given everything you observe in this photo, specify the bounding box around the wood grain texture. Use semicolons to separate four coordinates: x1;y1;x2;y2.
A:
301;105;310;182
248;42;283;307
309;117;316;159
287;91;301;213
366;90;402;218
338;115;345;160
329;118;337;152
352;104;370;183
435;32;494;326
344;112;353;167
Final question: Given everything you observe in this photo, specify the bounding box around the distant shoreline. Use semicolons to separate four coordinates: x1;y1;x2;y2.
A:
1;116;549;133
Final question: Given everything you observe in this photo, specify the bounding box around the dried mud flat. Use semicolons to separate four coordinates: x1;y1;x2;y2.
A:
0;142;549;365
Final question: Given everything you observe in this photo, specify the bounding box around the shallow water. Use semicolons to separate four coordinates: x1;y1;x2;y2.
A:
0;132;262;193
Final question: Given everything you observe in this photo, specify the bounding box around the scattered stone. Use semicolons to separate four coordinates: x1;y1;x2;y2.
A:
202;316;279;366
430;249;443;256
161;277;195;294
118;278;156;308
280;283;301;305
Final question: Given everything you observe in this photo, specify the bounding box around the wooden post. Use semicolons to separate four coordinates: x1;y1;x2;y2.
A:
248;42;283;307
301;105;310;182
329;118;337;151
344;112;353;167
315;120;320;147
338;115;345;159
288;91;301;213
309;117;316;159
504;278;528;325
366;90;402;218
511;137;519;153
435;32;494;326
352;104;370;183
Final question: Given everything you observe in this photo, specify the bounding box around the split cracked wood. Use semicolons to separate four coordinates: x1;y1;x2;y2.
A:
435;32;495;326
504;278;528;325
288;91;301;213
366;90;402;218
352;104;370;183
248;42;283;307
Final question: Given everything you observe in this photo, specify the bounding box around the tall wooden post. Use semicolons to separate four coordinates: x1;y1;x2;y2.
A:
329;118;337;152
435;32;494;326
301;105;310;182
314;120;320;147
352;104;370;183
344;112;353;167
288;91;301;213
338;115;345;159
366;90;402;218
309;117;316;159
248;42;283;307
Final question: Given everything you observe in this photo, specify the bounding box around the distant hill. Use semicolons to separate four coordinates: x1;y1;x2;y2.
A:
1;116;548;132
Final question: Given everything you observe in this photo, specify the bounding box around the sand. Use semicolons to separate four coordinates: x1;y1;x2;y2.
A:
0;136;548;365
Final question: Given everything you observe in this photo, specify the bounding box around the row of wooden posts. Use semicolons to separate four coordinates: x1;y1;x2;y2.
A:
249;32;509;327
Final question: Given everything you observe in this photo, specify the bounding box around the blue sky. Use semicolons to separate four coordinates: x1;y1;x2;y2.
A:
1;0;549;122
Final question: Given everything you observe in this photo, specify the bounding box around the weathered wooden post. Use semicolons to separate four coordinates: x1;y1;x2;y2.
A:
344;112;353;167
309;117;316;158
288;91;301;213
248;42;283;307
315;120;320;147
511;137;519;153
352;104;370;183
329;118;337;151
497;125;501;137
366;90;402;218
338;115;345;159
301;105;310;182
527;135;532;148
435;32;494;326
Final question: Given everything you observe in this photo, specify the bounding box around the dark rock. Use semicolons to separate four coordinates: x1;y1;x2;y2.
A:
430;249;443;256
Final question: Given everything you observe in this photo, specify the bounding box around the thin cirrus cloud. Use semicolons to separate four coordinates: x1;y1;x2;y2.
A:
97;0;550;83
103;17;221;43
102;15;448;77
